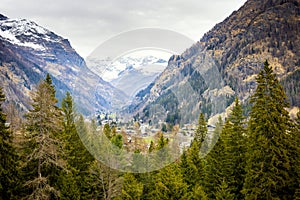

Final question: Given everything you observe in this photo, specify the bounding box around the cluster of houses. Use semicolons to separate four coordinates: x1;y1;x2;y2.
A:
94;110;216;152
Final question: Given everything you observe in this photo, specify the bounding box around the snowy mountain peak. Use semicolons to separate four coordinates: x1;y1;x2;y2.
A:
87;54;170;98
0;14;129;115
0;18;49;35
0;16;61;51
87;55;168;82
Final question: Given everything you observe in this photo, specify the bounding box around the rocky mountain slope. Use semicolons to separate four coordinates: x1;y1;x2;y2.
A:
0;14;128;115
128;0;300;124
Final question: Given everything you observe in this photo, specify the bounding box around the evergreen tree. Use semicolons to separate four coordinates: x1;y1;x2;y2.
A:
111;134;123;149
221;97;246;199
187;140;205;186
23;74;65;199
61;92;93;172
59;92;94;199
194;113;208;152
203;99;245;200
117;173;143;200
149;163;189;200
204;128;226;199
180;150;195;188
215;179;235;200
178;114;209;197
242;61;295;199
0;87;19;199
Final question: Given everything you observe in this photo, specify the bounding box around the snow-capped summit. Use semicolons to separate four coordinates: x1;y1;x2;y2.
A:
0;17;55;51
86;54;170;97
0;14;128;115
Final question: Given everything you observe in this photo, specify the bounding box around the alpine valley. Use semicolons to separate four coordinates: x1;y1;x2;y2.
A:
0;14;128;115
127;0;300;124
1;0;300;123
1;0;300;199
86;54;169;98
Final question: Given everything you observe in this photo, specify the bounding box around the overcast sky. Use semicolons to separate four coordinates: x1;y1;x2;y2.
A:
1;0;247;58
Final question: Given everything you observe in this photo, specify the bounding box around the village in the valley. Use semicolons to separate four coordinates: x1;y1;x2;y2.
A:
94;110;216;153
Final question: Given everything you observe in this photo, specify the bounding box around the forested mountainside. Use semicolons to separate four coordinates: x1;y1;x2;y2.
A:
0;14;128;115
129;0;300;123
0;0;300;199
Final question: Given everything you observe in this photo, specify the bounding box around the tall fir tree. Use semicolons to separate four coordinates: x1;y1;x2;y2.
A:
59;92;94;199
180;150;196;188
23;74;65;199
221;97;246;199
149;163;189;200
204;126;226;199
179;114;208;195
117;173;143;200
61;92;93;172
242;61;295;199
0;87;19;200
194;113;208;153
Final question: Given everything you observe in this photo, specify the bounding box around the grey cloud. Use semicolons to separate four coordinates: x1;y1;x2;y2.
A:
0;0;247;57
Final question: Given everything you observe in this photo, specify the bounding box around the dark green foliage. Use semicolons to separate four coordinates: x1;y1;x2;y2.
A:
155;133;170;166
194;113;208;151
149;163;189;200
204;129;226;199
140;89;179;124
210;116;223;148
111;134;123;149
221;97;246;199
180;150;195;187
242;61;296;199
190;184;208;200
180;143;205;193
57;171;80;200
0;87;19;200
204;99;246;199
60;92;94;198
215;179;235;200
2;60;299;199
22;74;65;199
118;173;143;200
178;113;207;195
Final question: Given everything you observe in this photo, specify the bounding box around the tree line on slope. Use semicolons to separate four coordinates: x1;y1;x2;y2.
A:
0;61;299;199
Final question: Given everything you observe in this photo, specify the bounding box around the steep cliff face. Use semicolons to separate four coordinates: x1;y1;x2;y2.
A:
0;15;128;115
128;0;300;124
